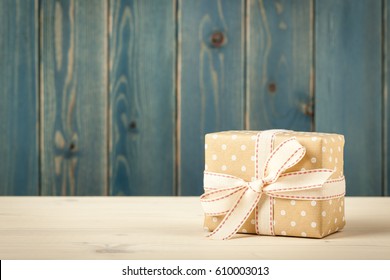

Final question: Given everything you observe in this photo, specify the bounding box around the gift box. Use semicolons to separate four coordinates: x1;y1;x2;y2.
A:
200;130;346;239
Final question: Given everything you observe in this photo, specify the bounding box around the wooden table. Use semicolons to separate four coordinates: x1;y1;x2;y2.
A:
0;197;389;259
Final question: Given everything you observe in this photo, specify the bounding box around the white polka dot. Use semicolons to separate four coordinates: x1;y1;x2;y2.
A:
338;135;343;140
251;135;257;140
203;226;209;231
290;221;296;227
221;144;227;150
338;146;341;152
212;154;217;160
322;211;327;217
301;168;306;171
273;220;276;226
205;144;208;149
335;157;338;164
311;200;317;206
339;206;342;212
241;145;246;151
212;134;218;139
280;210;286;216
331;137;335;142
242;229;247;233
231;155;237;161
221;165;227;171
301;210;306;217
322;147;326;152
251;156;255;161
311;222;317;228
328;229;331;234
329;156;332;162
281;231;287;236
342;216;345;222
273;199;276;205
341;200;344;206
301;232;307;237
312;137;317;141
241;165;246;172
251;219;255;225
205;164;208;170
330;148;334;154
311;157;317;164
324;139;328;144
335;227;339;231
212;217;218;222
334;218;338;223
232;135;237;140
290;200;296;206
329;200;332;205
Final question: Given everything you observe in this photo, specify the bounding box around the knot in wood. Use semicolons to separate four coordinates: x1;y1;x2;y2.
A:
210;31;225;48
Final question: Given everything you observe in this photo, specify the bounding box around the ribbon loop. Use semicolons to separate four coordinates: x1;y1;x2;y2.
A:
262;138;306;182
201;134;344;240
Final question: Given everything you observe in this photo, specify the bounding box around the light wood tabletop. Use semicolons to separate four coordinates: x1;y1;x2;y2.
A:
0;197;389;260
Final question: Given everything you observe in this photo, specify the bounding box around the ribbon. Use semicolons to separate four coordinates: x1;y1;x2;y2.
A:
200;135;346;240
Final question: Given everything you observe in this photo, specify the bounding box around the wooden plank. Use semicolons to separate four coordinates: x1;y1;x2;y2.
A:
109;0;176;195
179;0;245;195
246;0;313;130
40;0;108;195
0;197;390;259
0;0;38;195
385;0;390;196
315;0;382;196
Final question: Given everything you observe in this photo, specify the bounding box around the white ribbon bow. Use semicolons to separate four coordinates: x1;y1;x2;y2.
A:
200;137;345;240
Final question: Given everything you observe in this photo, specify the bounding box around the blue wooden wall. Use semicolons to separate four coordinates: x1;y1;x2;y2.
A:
0;0;388;196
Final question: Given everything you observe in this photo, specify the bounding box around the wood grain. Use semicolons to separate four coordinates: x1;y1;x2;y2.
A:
1;0;389;197
109;0;176;195
179;0;245;195
0;0;38;195
40;0;108;195
315;0;382;196
246;0;313;131
0;197;389;259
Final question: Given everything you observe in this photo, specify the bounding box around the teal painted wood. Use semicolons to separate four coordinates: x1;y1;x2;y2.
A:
315;0;382;196
109;0;176;195
40;0;108;195
386;0;390;196
179;0;245;195
247;0;313;131
0;0;38;195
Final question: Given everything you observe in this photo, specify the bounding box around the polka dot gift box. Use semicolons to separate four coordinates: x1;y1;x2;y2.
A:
200;130;346;239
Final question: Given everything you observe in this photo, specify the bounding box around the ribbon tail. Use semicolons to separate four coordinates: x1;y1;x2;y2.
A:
208;188;262;240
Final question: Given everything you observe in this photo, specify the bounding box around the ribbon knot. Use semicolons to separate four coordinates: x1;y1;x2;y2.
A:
201;136;345;240
247;179;264;193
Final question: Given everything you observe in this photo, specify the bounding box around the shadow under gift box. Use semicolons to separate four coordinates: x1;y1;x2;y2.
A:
203;130;346;238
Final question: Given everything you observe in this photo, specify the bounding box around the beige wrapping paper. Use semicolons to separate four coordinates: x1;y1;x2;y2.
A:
203;130;346;238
